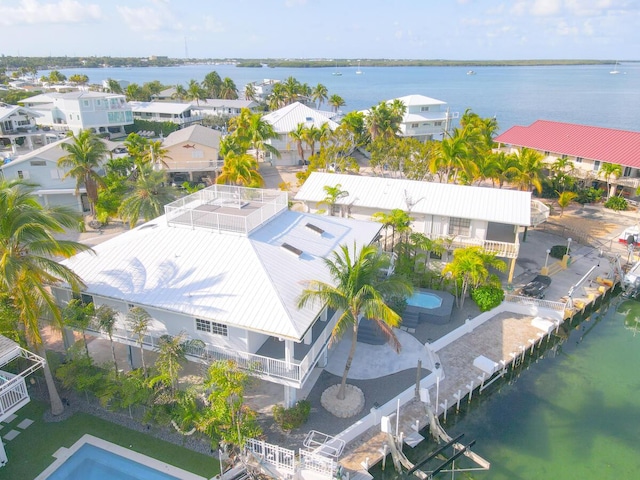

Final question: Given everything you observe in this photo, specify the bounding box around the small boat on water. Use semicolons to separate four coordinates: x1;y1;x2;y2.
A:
332;61;342;76
355;60;363;75
610;61;621;75
467;70;476;75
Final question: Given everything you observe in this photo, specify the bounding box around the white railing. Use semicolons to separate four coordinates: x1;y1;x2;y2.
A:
299;450;337;476
428;234;519;258
298;311;340;384
245;438;296;474
0;373;29;418
531;200;550;226
504;294;568;312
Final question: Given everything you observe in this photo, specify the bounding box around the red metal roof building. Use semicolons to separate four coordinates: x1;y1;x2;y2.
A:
495;120;640;169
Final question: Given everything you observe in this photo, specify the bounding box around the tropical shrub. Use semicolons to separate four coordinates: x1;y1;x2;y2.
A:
550;245;569;259
272;400;311;431
604;196;628;211
576;187;604;204
471;285;505;312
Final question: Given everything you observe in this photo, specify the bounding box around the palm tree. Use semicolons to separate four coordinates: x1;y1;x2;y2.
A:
141;139;171;171
599;162;623;198
202;71;222;98
219;77;238;100
58;130;109;217
244;83;257;102
267;83;286;111
0;180;91;415
126;306;151;377
511;147;545;194
318;184;349;216
328;94;345;113
150;332;203;397
186;79;206;105
409;233;445;271
312;83;328;109
372;209;413;252
442;246;506;308
119;167;175;227
282;76;302;105
492;151;519;188
303;125;321;158
297;243;413;400
289;123;307;163
172;84;187;101
106;78;124;94
244;112;280;162
61;298;94;359
557;191;578;216
430;129;469;183
95;305;119;376
365;101;404;142
216;153;264;187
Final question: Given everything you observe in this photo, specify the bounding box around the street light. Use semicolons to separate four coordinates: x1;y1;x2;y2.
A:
567;237;572;255
544;249;551;269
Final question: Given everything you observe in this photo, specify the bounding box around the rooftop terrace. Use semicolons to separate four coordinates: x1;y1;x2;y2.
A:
164;185;288;235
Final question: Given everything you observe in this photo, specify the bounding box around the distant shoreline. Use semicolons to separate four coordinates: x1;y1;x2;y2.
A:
5;56;636;71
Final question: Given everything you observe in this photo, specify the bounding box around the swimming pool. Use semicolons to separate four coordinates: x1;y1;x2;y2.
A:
406;291;443;309
37;435;205;480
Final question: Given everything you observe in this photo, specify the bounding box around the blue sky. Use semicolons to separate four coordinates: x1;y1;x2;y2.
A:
2;0;638;60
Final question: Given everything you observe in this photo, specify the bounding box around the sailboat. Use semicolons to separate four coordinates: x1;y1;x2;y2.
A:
332;61;342;76
610;61;621;75
355;60;363;75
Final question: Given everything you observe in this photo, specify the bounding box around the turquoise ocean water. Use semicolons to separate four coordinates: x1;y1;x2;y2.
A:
49;63;640;132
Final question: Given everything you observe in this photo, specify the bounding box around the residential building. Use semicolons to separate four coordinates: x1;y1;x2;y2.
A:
262;102;339;166
0;137;105;213
364;94;456;142
495;120;640;194
160;124;222;183
194;99;259;118
52;185;382;406
295;172;550;282
128;101;202;126
247;79;280;103
0;103;52;154
20;91;132;137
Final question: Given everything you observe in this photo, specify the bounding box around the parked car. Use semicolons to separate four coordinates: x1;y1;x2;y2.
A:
520;275;552;299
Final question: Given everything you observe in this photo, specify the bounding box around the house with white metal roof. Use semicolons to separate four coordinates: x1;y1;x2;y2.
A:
194;99;259;118
160;124;223;183
363;94;456;142
0;137;92;212
128;101;202;126
295;172;549;282
262;102;339;166
20;91;132;137
52;185;382;406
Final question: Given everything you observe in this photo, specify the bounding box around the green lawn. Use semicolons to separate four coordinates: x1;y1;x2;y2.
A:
1;400;219;479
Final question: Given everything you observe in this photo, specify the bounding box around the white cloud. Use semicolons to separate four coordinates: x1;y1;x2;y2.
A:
116;3;183;33
0;0;103;26
531;0;562;16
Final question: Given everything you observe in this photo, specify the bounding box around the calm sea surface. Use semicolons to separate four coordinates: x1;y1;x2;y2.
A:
370;299;640;479
50;63;640;478
50;63;640;132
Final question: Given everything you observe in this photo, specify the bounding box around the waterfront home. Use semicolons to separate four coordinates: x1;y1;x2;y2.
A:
246;79;280;103
160;124;222;183
194;99;259;118
0;138;94;212
20;92;132;137
52;186;382;407
0;103;45;154
128;101;202;127
363;94;456;142
262;102;339;166
495;120;640;196
295;172;549;282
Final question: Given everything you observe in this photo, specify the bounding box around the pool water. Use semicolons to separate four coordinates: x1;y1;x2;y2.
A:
406;291;443;309
45;444;180;480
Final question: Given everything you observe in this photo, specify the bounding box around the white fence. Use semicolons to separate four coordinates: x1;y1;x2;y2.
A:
245;438;296;474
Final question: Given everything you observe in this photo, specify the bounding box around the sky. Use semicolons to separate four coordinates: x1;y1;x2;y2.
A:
1;0;639;60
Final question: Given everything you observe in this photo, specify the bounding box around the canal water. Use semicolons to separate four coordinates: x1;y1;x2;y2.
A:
370;297;640;479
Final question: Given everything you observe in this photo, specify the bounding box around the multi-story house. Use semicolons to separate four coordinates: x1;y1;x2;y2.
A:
20;92;132;137
129;101;202;126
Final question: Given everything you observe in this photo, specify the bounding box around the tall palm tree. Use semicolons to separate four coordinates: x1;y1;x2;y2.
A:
511;147;545;194
303;125;321;158
126;306;151;377
430;128;469;183
289;123;307;162
297;243;413;400
119;166;175;227
312;83;328;109
557;191;578;216
172;84;188;101
219;77;238;100
186;79;206;105
244;83;257;102
267;83;286;111
150;332;203;397
328;94;346;113
58;130;109;217
244;112;281;162
282;76;302;105
599;162;623;198
372;209;413;252
141;140;171;171
0;180;91;415
202;71;222;98
317;184;349;216
95;305;119;376
492;151;519;188
106;78;124;94
216;153;264;187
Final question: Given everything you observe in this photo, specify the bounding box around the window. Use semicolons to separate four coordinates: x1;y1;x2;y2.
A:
82;100;90;107
593;160;601;172
449;217;471;236
420;106;430;112
561;154;567;159
30;160;46;166
73;293;94;306
17;170;30;179
195;318;228;336
411;123;419;128
624;167;632;177
434;121;443;127
575;157;583;163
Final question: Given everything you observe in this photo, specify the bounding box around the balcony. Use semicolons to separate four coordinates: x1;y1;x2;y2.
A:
424;233;520;259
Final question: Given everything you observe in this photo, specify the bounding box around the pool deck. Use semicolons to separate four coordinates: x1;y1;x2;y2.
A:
406;288;455;324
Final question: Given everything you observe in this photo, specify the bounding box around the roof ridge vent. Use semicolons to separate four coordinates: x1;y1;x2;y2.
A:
281;242;303;257
305;223;324;235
